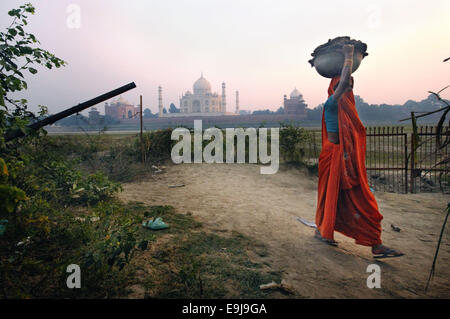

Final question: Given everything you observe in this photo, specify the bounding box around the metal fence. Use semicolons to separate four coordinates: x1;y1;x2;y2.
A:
366;126;408;193
306;126;449;193
407;126;449;193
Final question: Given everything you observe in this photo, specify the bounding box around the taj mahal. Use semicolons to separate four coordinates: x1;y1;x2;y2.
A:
159;73;239;117
103;73;306;120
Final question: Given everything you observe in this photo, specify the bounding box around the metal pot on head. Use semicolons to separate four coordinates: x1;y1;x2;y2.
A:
309;37;368;79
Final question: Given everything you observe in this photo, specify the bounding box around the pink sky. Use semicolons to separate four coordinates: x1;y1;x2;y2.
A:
1;0;449;115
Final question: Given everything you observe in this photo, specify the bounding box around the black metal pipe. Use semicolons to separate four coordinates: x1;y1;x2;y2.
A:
5;82;137;142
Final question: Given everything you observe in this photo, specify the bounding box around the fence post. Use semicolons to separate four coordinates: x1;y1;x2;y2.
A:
404;128;408;193
410;129;415;193
313;131;317;159
140;95;145;163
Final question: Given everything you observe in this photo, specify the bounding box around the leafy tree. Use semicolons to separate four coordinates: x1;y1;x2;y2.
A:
143;108;158;118
56;114;88;126
104;114;119;125
169;103;180;113
0;3;66;146
275;106;284;114
252;109;274;115
0;3;67;217
0;2;70;239
143;108;152;118
306;105;323;122
163;107;167;114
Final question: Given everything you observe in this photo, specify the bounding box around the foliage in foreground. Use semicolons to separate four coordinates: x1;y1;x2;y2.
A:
0;4;145;299
0;199;152;298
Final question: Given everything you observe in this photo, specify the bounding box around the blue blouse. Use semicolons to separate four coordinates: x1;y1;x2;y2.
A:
324;95;339;133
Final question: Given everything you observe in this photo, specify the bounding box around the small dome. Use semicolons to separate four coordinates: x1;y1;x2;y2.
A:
290;88;302;99
193;73;211;95
117;96;128;104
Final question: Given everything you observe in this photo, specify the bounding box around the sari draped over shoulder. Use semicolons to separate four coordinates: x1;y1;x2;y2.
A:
315;77;383;246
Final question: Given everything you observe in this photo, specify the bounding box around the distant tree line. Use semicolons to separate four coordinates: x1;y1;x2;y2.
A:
56;114;121;126
252;107;284;115
147;103;180;117
56;102;184;126
56;95;448;127
144;108;157;118
310;94;448;124
252;94;448;124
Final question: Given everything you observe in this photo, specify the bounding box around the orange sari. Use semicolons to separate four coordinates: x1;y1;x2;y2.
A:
315;77;383;246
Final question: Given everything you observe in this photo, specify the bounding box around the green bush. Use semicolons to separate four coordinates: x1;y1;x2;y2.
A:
279;123;313;164
140;128;174;162
0;199;151;298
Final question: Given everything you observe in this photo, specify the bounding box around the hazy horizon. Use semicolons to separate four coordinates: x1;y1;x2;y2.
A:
1;0;449;115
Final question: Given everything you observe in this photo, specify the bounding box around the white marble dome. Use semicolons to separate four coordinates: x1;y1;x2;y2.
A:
179;73;224;115
193;73;212;95
116;96;130;105
290;88;301;99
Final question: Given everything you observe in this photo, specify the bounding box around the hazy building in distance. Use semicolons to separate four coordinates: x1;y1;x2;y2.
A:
161;73;237;117
88;107;101;124
88;107;100;119
158;85;163;117
283;88;307;117
179;73;223;115
105;96;139;120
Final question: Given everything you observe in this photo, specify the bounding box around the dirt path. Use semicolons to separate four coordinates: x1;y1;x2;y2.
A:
119;163;449;298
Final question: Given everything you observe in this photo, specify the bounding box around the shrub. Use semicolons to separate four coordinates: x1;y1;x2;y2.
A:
279;123;313;164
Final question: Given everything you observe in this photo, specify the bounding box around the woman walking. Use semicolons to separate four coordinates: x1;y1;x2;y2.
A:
315;44;403;258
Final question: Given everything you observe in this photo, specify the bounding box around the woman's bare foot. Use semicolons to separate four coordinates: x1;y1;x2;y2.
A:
314;229;338;246
372;244;404;259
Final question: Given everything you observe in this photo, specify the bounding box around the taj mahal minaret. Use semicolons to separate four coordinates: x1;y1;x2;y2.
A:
221;82;226;113
158;85;163;117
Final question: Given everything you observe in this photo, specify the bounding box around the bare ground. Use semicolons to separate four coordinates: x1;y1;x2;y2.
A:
119;163;449;298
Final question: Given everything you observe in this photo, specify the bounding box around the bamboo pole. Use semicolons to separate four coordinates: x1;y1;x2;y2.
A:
140;95;144;163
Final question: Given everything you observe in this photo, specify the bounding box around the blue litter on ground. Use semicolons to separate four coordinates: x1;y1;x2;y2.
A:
142;217;169;230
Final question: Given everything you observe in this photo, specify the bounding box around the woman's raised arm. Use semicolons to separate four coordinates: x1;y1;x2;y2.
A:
333;44;354;101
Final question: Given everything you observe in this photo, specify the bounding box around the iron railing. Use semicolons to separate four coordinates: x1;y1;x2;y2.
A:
306;126;449;193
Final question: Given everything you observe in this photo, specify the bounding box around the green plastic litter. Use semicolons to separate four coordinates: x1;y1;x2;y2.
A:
0;219;8;236
142;217;169;230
